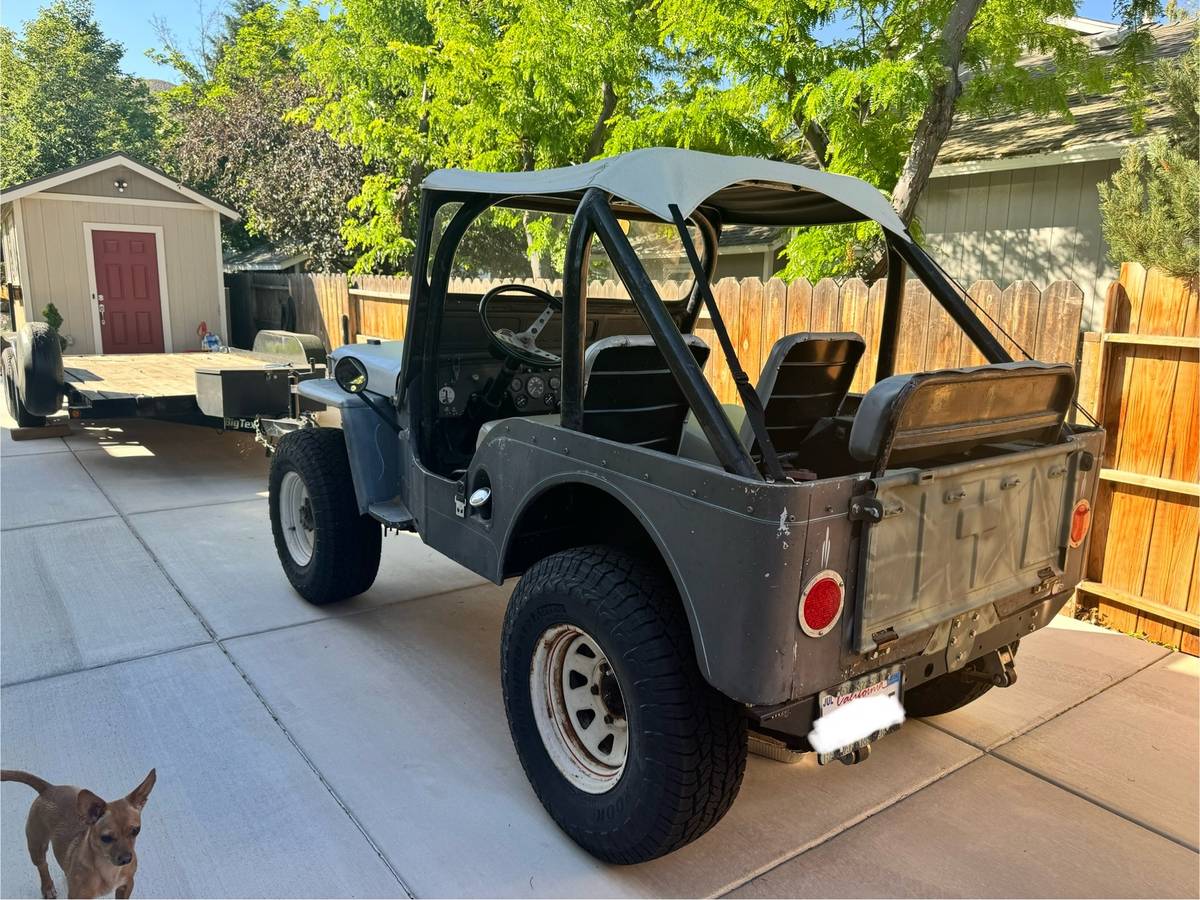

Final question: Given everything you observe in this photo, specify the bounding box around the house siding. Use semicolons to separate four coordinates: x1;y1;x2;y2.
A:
917;159;1119;330
19;196;222;354
43;165;191;204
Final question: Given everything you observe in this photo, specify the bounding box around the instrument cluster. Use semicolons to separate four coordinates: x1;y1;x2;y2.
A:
435;362;561;418
507;371;561;412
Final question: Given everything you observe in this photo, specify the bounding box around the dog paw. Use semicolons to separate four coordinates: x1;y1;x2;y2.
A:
41;886;57;899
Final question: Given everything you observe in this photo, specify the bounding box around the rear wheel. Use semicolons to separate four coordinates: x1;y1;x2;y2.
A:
269;427;381;604
501;545;747;864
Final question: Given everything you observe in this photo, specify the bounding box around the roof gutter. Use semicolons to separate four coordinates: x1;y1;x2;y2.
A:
929;140;1137;178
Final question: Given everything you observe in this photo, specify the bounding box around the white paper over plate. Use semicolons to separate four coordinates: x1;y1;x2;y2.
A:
808;692;906;755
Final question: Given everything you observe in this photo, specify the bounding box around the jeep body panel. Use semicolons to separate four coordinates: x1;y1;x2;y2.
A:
346;410;1103;707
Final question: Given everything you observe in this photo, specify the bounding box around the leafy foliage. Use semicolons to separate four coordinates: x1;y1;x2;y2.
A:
285;0;665;272
0;0;158;186
1099;42;1199;278
156;4;368;269
621;0;1163;280
146;0;1167;278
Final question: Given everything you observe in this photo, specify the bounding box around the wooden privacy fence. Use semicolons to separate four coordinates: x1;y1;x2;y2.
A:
226;271;1086;402
1076;263;1199;654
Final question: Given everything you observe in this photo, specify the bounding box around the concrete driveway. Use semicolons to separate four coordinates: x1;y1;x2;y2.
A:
2;417;1197;898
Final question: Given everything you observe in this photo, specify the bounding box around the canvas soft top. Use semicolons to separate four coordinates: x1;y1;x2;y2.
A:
421;147;908;234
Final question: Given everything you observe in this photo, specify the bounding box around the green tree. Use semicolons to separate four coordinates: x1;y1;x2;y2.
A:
156;4;368;269
291;0;662;271
1099;42;1199;278
0;0;158;186
611;0;1162;278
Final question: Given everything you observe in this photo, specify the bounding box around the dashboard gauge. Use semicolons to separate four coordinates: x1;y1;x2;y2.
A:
526;375;547;399
509;376;524;393
548;375;561;390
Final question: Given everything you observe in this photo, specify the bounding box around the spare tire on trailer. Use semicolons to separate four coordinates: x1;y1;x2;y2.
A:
2;346;43;427
12;322;64;418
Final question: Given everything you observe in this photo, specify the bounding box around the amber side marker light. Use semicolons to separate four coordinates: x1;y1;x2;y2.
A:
799;570;845;637
1069;499;1092;548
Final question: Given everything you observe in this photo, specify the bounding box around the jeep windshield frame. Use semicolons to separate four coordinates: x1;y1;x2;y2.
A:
405;153;1015;482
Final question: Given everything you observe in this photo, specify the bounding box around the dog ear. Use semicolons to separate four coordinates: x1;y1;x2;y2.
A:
77;790;107;825
126;768;156;809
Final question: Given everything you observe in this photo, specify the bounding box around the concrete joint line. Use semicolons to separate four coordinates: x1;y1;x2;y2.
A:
64;442;417;898
716;750;984;898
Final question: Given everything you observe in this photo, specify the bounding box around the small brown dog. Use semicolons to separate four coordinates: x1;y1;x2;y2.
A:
2;768;156;899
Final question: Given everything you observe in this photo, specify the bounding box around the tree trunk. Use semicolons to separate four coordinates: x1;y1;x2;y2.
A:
584;81;618;161
523;209;546;279
890;0;984;225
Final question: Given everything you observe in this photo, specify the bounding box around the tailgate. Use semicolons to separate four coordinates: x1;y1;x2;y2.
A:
856;442;1079;652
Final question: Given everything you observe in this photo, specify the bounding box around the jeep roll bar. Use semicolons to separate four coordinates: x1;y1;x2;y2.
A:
407;172;1016;483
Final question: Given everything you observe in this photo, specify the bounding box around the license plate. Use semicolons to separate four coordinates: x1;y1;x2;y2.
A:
812;665;904;765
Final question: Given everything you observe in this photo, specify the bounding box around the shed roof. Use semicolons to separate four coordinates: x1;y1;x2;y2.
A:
223;244;310;273
936;20;1194;171
0;152;240;220
423;147;909;235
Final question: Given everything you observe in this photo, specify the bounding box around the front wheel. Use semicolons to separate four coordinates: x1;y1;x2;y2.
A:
269;427;381;604
501;546;747;864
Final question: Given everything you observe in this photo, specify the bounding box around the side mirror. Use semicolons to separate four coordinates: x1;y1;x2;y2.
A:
333;356;368;394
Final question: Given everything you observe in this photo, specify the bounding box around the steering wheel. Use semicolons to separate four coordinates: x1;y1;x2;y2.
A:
479;283;563;368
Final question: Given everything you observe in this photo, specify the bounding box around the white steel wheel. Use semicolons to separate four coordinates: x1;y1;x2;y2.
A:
530;624;629;794
278;470;315;566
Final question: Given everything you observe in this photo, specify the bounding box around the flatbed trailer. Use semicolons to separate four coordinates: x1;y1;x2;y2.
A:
3;327;326;433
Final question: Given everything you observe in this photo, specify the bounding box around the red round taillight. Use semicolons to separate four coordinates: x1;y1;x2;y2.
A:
799;570;845;637
1069;499;1092;548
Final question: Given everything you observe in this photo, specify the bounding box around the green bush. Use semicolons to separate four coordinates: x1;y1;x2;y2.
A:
1099;43;1199;279
41;302;63;332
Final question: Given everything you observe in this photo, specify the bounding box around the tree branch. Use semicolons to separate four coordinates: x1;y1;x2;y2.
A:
803;120;831;169
890;0;984;224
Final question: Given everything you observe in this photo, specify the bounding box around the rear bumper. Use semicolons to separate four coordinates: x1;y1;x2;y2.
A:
750;586;1073;745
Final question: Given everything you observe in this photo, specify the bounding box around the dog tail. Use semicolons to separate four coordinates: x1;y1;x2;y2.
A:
1;770;51;793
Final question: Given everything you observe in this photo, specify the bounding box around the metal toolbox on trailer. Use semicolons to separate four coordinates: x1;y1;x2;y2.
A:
195;367;294;419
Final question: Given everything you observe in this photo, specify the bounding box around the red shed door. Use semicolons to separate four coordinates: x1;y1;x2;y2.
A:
91;230;165;354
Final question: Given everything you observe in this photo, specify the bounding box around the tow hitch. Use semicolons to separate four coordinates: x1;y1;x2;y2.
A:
963;644;1019;688
837;744;872;766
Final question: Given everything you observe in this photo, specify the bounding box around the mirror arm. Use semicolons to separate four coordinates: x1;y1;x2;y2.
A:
357;391;401;433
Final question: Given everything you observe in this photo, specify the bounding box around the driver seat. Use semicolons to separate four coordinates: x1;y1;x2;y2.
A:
476;334;710;453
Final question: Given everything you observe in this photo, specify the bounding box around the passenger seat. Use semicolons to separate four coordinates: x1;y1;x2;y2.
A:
679;332;865;466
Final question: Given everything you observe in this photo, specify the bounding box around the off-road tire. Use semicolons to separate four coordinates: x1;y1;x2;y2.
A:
269;427;381;604
501;545;747;864
2;347;45;427
904;642;1020;717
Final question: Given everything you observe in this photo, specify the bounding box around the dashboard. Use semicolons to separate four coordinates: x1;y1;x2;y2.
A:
436;358;561;418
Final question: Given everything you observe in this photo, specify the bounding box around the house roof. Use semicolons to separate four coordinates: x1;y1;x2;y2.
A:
423;147;909;235
934;19;1195;174
0;152;241;220
223;244;310;273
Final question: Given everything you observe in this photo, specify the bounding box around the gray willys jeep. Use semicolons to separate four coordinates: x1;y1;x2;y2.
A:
264;148;1103;863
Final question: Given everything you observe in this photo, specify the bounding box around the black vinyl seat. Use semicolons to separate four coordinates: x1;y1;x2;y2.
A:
477;334;710;453
581;334;710;452
849;361;1076;472
679;331;865;467
740;331;865;460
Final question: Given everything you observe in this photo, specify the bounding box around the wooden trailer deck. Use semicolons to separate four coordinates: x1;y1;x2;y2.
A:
63;351;291;403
